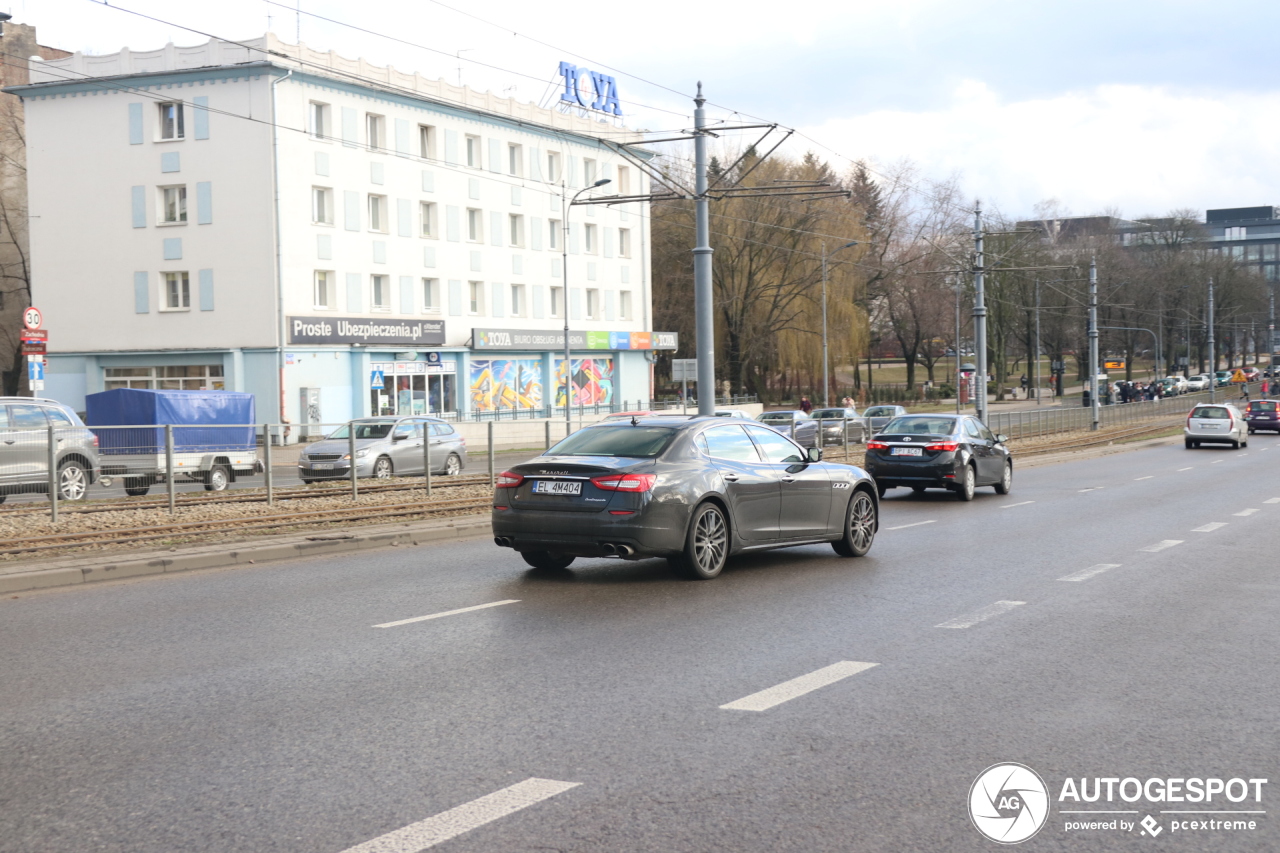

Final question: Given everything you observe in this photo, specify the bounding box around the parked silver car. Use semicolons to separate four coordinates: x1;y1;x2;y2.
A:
1185;403;1247;449
862;405;909;435
810;407;864;445
0;397;100;502
298;417;467;482
756;410;819;447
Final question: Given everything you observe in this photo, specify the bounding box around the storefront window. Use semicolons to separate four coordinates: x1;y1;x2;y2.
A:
370;361;456;416
104;365;225;391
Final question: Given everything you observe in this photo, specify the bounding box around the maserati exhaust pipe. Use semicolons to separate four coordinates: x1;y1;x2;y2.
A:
494;536;512;547
614;544;636;557
600;542;617;555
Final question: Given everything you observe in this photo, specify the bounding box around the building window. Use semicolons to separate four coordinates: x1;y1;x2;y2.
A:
308;102;329;140
618;227;631;258
418;124;436;159
466;134;481;169
104;365;224;391
1263;244;1278;262
550;285;563;319
467;208;483;242
1246;244;1262;262
585;288;599;320
371;274;391;311
158;102;184;140
312;187;333;225
546;151;561;183
420;202;437;238
314;270;336;309
162;271;190;311
1232;245;1245;259
584;224;598;254
583;158;597;185
366;114;385;151
368;194;387;232
548;219;561;250
508;143;523;177
422;278;440;312
159;185;187;224
619;290;633;320
1225;226;1247;241
617;165;631;195
509;214;524;247
510;284;526;317
468;280;484;315
1267;265;1279;282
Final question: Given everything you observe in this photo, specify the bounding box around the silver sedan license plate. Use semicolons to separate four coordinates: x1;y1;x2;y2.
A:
533;480;582;495
311;463;334;470
891;447;923;456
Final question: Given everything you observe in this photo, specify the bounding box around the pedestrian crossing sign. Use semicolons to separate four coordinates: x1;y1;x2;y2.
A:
371;369;386;389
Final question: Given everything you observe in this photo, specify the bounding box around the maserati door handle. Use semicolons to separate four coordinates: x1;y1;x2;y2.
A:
781;476;796;484
722;473;740;483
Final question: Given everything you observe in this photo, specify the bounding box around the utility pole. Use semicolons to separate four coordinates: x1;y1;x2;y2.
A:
973;204;988;423
1208;278;1216;404
1088;258;1100;431
1034;279;1042;406
693;83;715;416
1270;282;1276;375
954;272;962;415
821;242;830;407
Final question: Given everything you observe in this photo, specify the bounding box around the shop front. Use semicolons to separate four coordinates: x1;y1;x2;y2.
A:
370;354;458;416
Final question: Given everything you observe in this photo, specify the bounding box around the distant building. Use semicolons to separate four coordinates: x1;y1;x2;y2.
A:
9;34;672;428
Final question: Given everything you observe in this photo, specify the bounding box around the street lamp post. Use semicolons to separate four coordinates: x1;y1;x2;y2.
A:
561;177;611;436
821;240;860;407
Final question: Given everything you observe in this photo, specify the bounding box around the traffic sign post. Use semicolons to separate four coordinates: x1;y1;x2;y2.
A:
672;358;697;413
28;359;44;392
23;306;42;330
370;369;385;389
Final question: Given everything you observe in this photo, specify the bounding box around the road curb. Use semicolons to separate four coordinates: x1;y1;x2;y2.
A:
0;515;492;595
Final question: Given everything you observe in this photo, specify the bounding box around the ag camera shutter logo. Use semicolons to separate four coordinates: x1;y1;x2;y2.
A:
969;763;1050;844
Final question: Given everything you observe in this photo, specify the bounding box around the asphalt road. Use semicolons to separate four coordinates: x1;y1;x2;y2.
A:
2;437;1278;852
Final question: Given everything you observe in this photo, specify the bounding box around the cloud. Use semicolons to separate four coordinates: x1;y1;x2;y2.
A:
799;80;1280;218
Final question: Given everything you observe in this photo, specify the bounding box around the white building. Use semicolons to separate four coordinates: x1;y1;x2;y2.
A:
13;34;673;428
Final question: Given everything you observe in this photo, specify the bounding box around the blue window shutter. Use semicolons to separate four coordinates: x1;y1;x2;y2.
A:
620;266;630;284
315;152;330;176
570;288;582;320
421;170;435;192
604;289;615;321
160;152;180;173
602;162;613;182
488;138;501;174
532;285;545;319
346;273;362;312
163;238;183;260
511;186;522;206
198;269;214;311
468;178;480;200
567;156;578;187
134;272;149;313
603;227;614;258
317;234;332;259
470;251;482;272
424;246;437;268
370;162;385;185
444;130;459;164
490;211;502;247
131;186;146;228
372;241;387;264
196;182;212;224
530;217;543;251
341;108;357;147
447;279;463;316
394;119;411;154
397;198;412;237
491;282;505;318
128;103;143;144
445;206;460;242
587;262;597;281
530;147;542;181
344;191;360;231
569;225;579;255
399;276;414;313
512;255;523;275
193;96;210;139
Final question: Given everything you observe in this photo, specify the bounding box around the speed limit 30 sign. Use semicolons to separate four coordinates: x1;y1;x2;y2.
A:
23;306;42;330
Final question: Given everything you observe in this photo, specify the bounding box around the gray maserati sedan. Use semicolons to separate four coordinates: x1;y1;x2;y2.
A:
491;416;878;579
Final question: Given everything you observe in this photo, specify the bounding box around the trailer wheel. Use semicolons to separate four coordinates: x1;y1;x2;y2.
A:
204;465;231;491
124;477;151;497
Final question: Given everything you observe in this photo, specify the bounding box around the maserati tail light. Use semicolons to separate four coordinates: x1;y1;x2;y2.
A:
495;471;524;488
590;473;657;492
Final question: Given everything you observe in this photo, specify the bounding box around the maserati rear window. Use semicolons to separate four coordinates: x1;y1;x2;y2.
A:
548;426;676;458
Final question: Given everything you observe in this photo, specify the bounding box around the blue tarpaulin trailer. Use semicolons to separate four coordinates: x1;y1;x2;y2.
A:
84;389;261;494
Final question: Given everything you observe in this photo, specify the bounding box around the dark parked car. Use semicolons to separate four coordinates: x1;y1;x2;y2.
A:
1245;400;1280;434
491;416;878;579
863;413;1012;501
810;407;863;446
755;410;819;447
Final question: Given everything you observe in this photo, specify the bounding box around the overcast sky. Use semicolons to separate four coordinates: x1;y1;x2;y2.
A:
19;0;1280;220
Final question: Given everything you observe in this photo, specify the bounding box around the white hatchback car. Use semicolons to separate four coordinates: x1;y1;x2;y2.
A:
1185;403;1247;449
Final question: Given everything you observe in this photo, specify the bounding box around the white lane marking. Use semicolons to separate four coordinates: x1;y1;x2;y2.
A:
1058;564;1121;582
1078;487;1104;493
1000;501;1035;508
720;661;878;712
1211;459;1224;464
1261;448;1271;452
1193;522;1227;532
1135;476;1154;481
936;600;1026;629
374;600;520;628
885;520;936;530
1266;498;1280;504
1139;540;1183;552
338;778;580;853
1234;508;1259;517
1177;467;1194;472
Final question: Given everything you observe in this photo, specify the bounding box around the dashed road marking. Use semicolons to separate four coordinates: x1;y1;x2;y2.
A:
1178;467;1194;472
1139;540;1183;553
1135;476;1154;481
1078;487;1104;493
720;661;879;712
936;600;1026;629
374;600;520;628
1211;460;1224;464
338;778;580;853
885;520;936;530
1059;564;1121;582
1234;508;1259;517
1193;522;1227;532
1265;498;1280;504
1000;501;1035;509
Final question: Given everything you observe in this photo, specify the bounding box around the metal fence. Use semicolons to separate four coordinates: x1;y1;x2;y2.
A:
429;395;758;421
985;385;1255;439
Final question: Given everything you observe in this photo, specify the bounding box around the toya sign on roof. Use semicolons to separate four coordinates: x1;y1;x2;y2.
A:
558;62;622;116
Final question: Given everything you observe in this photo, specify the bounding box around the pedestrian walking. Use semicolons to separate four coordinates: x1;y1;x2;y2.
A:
1019;374;1028;399
799;395;813;414
1262;378;1270;397
1240;381;1250;402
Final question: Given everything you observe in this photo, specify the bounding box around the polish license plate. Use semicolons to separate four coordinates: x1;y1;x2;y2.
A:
311;463;334;470
533;480;582;495
891;447;923;456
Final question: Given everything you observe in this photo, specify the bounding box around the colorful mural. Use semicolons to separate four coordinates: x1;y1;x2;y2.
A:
553;357;614;407
468;358;544;411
